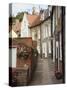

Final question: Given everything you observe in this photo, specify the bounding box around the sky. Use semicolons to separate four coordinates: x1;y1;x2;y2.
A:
9;3;48;16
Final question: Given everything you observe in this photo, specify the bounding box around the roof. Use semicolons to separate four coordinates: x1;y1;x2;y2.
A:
9;14;42;32
9;13;50;33
27;14;42;28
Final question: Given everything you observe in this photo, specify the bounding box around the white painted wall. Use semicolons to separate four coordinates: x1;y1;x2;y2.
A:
31;19;51;57
41;22;46;39
37;26;40;39
36;26;40;54
45;42;48;57
56;41;59;59
37;45;40;54
48;23;51;54
41;20;51;57
48;23;51;36
48;41;51;54
59;32;62;61
53;38;55;62
9;48;17;68
46;26;48;37
21;13;31;37
41;22;48;57
31;26;40;54
53;12;55;33
31;28;37;40
42;42;45;54
41;22;45;55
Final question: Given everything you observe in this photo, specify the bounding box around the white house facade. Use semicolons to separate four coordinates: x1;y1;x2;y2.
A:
21;13;31;37
30;26;40;54
41;18;51;58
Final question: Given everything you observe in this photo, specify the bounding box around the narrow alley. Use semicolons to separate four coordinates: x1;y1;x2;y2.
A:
9;4;65;86
30;56;62;85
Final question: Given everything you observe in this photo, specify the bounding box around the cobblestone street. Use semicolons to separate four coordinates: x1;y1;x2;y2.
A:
30;56;63;85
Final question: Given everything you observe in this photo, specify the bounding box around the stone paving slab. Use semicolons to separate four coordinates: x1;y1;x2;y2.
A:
30;56;63;86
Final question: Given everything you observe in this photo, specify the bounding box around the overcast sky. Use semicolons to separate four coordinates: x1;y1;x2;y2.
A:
9;3;48;16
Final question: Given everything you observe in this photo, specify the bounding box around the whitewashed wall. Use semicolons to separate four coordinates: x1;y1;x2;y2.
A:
42;42;48;57
31;27;37;41
37;26;40;54
41;22;47;57
48;41;51;54
41;22;46;39
52;10;56;34
31;19;51;57
48;23;51;37
21;13;31;37
53;38;55;62
41;19;51;57
37;26;40;39
42;42;45;54
53;11;56;62
48;23;51;54
9;48;17;68
31;26;40;54
59;32;62;61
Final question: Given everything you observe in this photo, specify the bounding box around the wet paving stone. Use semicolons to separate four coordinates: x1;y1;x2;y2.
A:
30;56;63;86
